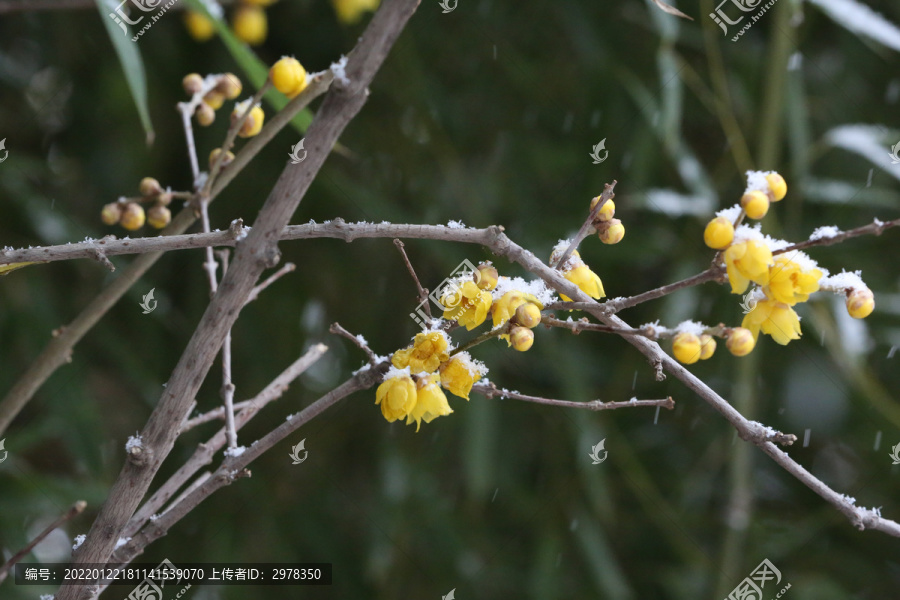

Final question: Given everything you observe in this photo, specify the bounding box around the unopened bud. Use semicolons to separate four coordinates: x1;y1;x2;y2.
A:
182;73;204;95
726;327;756;357
139;177;162;197
147;204;172;229
510;326;534;352
514;303;542;328
475;263;498;291
101;202;122;226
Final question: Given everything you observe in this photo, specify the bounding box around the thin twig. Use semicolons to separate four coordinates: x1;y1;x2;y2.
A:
450;322;513;356
552;181;617;270
393;239;431;318
180;399;255;433
202;80;273;200
473;382;674;411
217;250;237;449
0;67;332;440
602;267;724;314
329;323;379;365
126;344;329;539
112;364;387;570
245;263;296;305
0;500;86;584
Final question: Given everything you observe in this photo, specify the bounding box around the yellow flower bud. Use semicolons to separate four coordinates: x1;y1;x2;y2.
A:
332;0;381;25
375;372;417;423
510;326;534;352
598;218;624;244
766;173;787;201
514;303;542;328
101;202;122;226
120;203;146;231
672;332;702;365
726;327;756;356
269;57;308;98
216;73;242;100
846;287;875;319
209;148;235;169
235;105;265;138
183;10;215;42
156;192;173;206
195;102;215;126
741;190;770;220
589;197;615;222
475;263;498;291
699;334;716;360
182;73;204;95
203;91;225;110
139;177;162;197
232;5;268;46
146;205;171;229
703;216;734;249
560;264;605;301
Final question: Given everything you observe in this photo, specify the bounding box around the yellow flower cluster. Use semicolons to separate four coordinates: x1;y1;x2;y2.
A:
184;0;277;46
377;331;486;431
672;170;877;364
101;177;173;232
182;72;246;131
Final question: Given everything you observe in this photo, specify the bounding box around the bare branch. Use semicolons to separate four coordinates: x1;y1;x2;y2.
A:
0;71;332;439
775;217;900;255
113;364;387;569
473;382;674;411
329;323;379;365
126;344;328;539
552;180;617;270
393;239;431;318
0;500;86;584
245;263;296;305
57;5;419;591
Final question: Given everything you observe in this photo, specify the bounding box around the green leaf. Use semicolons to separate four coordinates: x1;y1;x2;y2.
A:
94;0;154;144
182;0;313;133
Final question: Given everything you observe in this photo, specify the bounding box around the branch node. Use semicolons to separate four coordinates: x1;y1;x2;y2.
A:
89;248;115;272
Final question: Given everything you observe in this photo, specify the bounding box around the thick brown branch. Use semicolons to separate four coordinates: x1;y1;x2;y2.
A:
56;3;418;596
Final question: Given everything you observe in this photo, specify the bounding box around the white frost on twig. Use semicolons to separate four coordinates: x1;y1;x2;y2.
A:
446;220;467;229
125;434;144;452
330;55;350;86
809;225;841;241
224;446;246;458
115;537;131;549
72;534;86;550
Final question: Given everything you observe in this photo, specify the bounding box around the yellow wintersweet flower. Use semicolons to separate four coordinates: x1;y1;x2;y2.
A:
765;254;822;305
724;240;773;294
561;264;605;301
741;299;801;345
331;0;380;24
492;291;544;329
406;374;453;432
439;354;482;400
375;371;417;423
443;280;492;330
391;331;450;374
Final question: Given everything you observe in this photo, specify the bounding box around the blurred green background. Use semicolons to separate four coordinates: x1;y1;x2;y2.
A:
1;0;899;598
